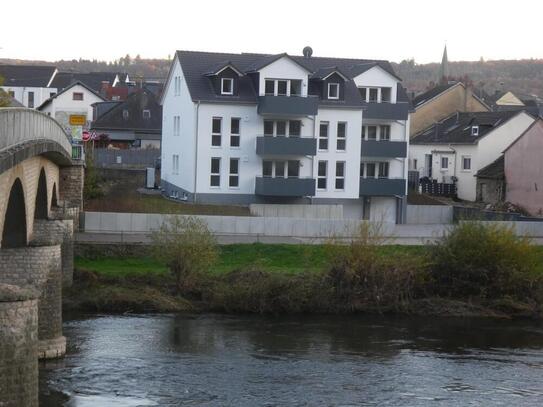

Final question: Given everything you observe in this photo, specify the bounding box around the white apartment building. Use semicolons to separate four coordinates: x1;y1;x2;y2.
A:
410;110;535;201
0;65;58;108
160;49;411;222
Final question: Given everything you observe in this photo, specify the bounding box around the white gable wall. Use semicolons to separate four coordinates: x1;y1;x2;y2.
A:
353;66;398;102
257;57;309;96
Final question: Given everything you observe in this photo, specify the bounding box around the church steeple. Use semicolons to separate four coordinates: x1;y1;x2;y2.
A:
438;44;450;84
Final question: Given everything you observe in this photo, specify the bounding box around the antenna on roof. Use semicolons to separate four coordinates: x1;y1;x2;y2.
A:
303;46;313;59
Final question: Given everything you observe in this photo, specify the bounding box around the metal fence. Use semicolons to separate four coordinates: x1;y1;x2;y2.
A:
421;179;457;197
91;148;160;168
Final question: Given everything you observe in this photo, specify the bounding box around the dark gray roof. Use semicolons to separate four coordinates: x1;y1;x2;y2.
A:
175;50;407;108
411;110;522;144
412;83;458;108
50;71;122;92
476;156;504;179
36;81;105;111
0;64;56;87
310;66;349;80
91;89;162;133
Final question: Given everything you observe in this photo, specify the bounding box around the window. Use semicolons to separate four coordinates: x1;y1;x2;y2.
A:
380;125;390;141
412;159;418;170
221;78;233;95
289;120;301;137
359;87;367;101
367;126;377;140
49;92;55;98
290;80;302;96
275;161;285;177
381;87;392;102
360;162;364;177
328;83;339;99
122;109;129;120
277;80;288;96
287;160;300;178
172;154;179;175
264;120;274;136
337;122;346;151
366;163;376;177
173;116;180;136
210;158;221;187
369;88;378;102
263;160;273;177
462;156;472;171
230;118;240;147
335;161;345;190
229;158;239;187
276;121;287;136
73;92;84;101
317;161;327;190
265;80;275;95
441;157;449;169
471;126;479;136
28;91;34;108
212;117;222;147
143;109;151;120
319;122;329;150
378;162;389;178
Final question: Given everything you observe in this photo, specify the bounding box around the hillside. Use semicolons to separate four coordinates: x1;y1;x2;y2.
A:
2;56;543;100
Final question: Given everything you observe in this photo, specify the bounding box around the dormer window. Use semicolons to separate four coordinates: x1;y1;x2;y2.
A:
221;78;233;95
143;109;151;120
264;79;301;96
328;83;340;100
471;125;479;136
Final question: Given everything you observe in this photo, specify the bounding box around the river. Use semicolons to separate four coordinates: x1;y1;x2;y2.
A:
39;314;543;406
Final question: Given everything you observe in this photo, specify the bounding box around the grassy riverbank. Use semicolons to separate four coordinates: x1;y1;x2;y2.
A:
66;241;543;318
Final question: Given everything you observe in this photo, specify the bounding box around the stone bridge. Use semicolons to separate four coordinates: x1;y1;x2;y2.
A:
0;108;84;407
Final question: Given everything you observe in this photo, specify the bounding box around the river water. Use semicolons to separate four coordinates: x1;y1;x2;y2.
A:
39;314;543;406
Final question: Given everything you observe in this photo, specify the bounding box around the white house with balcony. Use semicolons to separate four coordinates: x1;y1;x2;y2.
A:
160;49;411;222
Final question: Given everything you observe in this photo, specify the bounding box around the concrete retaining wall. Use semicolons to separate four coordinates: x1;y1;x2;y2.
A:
406;205;453;224
250;204;343;219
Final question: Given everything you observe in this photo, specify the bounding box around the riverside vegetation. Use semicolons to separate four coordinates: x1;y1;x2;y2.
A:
66;219;543;319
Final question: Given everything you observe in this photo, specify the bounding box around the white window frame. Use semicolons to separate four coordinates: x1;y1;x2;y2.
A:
221;78;234;95
328;83;340;100
173;116;180;137
471;126;479;136
263;79;300;97
378;162;389;178
361;162;377;178
335;161;345;191
462;156;472;171
211;117;222;147
72;92;84;101
230;117;241;148
336;122;347;151
379;125;390;141
229;158;239;188
210;157;221;188
441;156;449;170
318;121;329;151
172;154;179;175
317;160;327;190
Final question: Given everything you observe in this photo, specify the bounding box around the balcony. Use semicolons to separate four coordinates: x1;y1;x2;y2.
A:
255;177;316;197
258;95;319;116
359;177;406;196
361;102;410;120
361;140;407;158
256;136;317;156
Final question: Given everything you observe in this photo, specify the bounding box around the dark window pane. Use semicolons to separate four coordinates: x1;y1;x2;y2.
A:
289;120;301;137
277;80;287;95
360;163;364;177
328;83;339;98
368;126;377;140
381;87;391;102
230;159;239;174
367;163;376;177
265;80;275;95
263;161;273;177
379;162;389;178
359;88;367;101
361;126;366;138
335;178;344;190
276;161;285;177
210;175;220;187
369;88;378;102
337;122;346;138
380;125;390;140
230;135;240;147
211;158;220;173
320;123;328;138
318;178;327;189
336;162;344;177
319;138;328;150
212;117;221;133
212;135;221;146
337;139;346;151
276;121;287;136
264;120;274;136
231;118;240;134
287;161;299;177
291;80;302;96
229;176;239;187
318;161;327;176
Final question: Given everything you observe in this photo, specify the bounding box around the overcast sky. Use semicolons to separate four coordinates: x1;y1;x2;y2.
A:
3;0;542;64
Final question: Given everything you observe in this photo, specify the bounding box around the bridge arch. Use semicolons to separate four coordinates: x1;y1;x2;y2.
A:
2;178;27;248
34;168;48;220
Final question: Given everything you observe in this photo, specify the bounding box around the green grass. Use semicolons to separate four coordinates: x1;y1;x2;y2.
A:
75;243;428;277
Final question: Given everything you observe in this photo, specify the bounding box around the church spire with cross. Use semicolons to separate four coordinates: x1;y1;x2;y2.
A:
438;44;450;84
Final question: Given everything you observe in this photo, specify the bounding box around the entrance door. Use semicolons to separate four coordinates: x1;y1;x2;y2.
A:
425;154;432;178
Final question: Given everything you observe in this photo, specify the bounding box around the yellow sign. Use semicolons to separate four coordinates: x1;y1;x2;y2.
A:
69;115;86;126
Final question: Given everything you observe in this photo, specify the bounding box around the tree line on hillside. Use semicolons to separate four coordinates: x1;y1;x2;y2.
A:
2;55;543;100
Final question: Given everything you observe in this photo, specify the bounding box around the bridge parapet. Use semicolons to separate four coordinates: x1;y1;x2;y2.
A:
0;108;72;157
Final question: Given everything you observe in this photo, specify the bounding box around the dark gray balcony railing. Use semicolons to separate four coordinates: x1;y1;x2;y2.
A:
258;95;319;116
255;177;316;197
361;102;410;120
361;140;407;158
359;177;406;196
256;136;317;156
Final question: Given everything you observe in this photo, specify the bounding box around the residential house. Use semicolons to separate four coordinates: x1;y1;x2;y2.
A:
410;82;490;137
474;156;505;203
50;71;131;101
410;111;535;201
481;90;540;117
503;118;543;215
160;49;411;222
0;64;57;108
91;88;162;149
37;81;106;139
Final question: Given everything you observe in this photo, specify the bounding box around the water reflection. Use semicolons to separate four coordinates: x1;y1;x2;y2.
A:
40;314;543;406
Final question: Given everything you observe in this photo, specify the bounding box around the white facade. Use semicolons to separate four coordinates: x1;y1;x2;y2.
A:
410;111;535;201
161;53;410;222
1;85;57;109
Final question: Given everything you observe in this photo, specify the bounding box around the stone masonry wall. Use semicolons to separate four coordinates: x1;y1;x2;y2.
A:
0;284;39;407
59;164;84;209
